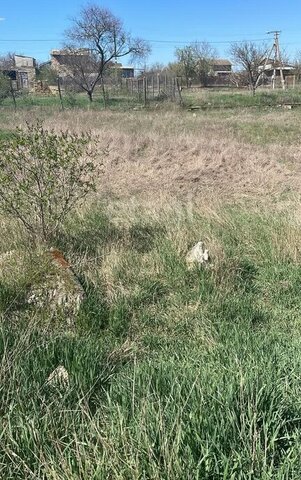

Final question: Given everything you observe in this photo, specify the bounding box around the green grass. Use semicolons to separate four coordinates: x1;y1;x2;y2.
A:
2;202;301;477
0;91;154;111
2;86;301;115
183;88;301;110
228;120;301;145
0;128;14;142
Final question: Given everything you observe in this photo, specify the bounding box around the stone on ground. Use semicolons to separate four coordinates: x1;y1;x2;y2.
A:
186;241;210;269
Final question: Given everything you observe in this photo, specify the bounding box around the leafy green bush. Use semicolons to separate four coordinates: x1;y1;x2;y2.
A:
36;64;58;85
0;122;98;243
0;73;11;102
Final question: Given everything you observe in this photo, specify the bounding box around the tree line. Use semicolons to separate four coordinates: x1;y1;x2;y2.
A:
149;41;300;95
1;3;301;101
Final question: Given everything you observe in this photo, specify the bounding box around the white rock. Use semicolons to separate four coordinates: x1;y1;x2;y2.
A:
46;365;69;388
186;241;210;269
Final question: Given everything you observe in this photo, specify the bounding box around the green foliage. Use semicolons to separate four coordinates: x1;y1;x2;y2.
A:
36;64;58;85
2;203;301;477
175;45;197;86
64;90;78;107
183;89;301;110
0;129;14;142
0;72;11;102
0;122;98;243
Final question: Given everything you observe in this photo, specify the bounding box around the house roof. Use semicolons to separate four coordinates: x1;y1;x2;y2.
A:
51;49;90;56
259;58;294;69
212;59;232;66
14;54;36;68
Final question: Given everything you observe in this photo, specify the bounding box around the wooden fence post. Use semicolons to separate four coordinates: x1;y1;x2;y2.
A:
10;79;17;111
176;77;183;105
57;77;64;110
143;76;147;106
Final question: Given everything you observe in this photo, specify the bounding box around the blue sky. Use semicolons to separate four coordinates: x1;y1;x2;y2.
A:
0;0;300;65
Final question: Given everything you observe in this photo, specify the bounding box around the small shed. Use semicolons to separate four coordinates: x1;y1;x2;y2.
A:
1;55;36;90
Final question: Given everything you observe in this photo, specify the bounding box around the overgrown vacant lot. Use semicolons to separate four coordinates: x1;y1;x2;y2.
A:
1;91;301;201
2;97;301;478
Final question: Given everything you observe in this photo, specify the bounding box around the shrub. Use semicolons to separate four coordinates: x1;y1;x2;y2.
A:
0;73;11;102
0;122;98;244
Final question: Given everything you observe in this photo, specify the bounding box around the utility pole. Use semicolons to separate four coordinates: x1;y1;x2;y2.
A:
267;31;285;90
256;30;286;90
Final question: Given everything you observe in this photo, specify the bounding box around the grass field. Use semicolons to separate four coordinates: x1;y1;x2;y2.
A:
3;85;301;111
2;90;301;478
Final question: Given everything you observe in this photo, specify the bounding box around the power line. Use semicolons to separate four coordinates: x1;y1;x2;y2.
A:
0;39;62;42
0;37;269;45
0;34;299;59
148;38;268;44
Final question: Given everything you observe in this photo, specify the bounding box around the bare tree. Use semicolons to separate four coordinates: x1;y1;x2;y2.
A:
175;42;217;87
145;62;166;75
0;52;15;69
0;53;15;104
56;49;101;101
63;4;150;103
229;70;249;88
194;42;217;86
230;41;268;95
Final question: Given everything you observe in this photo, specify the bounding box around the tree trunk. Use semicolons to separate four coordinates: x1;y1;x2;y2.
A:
100;75;107;108
87;90;93;102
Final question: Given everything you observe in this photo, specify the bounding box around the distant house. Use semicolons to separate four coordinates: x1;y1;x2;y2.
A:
50;50;135;80
111;63;135;78
121;66;135;78
50;49;91;77
210;59;232;77
1;54;37;90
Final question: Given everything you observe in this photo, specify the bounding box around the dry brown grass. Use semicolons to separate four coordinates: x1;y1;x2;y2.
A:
2;107;301;203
